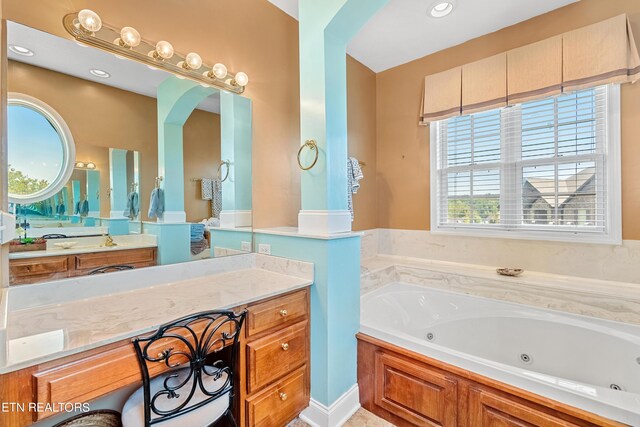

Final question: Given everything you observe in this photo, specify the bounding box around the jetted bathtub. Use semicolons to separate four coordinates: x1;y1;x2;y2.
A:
360;282;640;425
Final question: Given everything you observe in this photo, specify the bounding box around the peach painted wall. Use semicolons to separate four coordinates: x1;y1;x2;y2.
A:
183;111;221;222
375;0;640;240
347;56;377;231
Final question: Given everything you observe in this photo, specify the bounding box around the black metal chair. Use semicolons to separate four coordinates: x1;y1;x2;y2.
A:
88;265;135;275
42;234;68;239
121;310;246;427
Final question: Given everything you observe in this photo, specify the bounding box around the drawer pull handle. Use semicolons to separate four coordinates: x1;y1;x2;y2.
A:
281;343;289;351
279;392;288;401
279;309;288;317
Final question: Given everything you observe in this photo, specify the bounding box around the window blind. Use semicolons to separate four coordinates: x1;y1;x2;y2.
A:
434;85;613;240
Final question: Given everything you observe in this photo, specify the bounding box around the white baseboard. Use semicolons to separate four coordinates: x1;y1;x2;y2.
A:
219;210;252;228
299;384;360;427
298;210;352;235
157;210;186;223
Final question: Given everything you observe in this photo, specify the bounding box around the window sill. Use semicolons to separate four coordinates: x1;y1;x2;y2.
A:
430;226;622;246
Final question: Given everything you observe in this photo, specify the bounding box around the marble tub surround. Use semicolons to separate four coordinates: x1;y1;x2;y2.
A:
0;253;313;373
362;228;640;284
361;255;640;325
9;233;158;260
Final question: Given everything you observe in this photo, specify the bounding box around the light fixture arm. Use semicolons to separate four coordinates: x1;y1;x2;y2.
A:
62;12;248;94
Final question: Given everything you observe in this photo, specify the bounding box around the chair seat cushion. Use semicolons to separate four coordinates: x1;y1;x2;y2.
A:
121;366;230;427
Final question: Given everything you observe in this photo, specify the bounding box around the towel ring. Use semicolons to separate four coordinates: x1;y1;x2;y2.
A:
297;140;318;171
217;160;230;182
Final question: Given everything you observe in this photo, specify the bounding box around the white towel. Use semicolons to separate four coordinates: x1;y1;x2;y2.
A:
347;157;364;221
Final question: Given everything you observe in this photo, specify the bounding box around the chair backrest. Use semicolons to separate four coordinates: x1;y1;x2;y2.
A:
132;310;246;426
88;265;134;275
42;234;68;239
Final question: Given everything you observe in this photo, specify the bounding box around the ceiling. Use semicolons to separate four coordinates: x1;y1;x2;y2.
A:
268;0;578;72
7;21;220;113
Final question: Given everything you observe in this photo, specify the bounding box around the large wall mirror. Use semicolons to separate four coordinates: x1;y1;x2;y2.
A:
6;21;253;285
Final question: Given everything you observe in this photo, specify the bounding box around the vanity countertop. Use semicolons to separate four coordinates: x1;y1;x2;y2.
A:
9;234;159;259
8;241;158;259
0;255;313;374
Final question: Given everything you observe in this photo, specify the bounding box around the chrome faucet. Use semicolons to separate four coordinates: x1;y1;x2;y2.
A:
103;235;117;247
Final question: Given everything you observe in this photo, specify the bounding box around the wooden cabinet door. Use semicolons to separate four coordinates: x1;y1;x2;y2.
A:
468;387;589;427
374;352;457;426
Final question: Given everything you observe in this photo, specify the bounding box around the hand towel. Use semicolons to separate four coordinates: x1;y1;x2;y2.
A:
124;191;140;219
212;178;222;219
148;188;165;219
80;199;90;216
347;157;364;221
201;178;213;200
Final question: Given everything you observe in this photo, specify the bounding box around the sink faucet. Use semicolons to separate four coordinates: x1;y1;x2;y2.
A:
103;235;117;247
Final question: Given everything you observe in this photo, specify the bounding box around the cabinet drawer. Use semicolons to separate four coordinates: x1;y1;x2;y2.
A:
10;256;69;277
247;321;308;393
32;345;139;420
246;365;309;427
247;290;308;337
75;248;156;270
375;352;457;427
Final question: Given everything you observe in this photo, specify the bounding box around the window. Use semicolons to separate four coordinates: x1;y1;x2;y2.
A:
7;93;76;205
431;84;621;244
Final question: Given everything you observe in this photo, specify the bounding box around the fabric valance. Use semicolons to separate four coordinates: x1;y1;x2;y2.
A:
420;66;461;123
462;53;507;115
420;14;640;124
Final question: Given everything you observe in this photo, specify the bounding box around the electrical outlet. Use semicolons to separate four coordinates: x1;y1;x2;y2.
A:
241;241;251;252
258;243;271;255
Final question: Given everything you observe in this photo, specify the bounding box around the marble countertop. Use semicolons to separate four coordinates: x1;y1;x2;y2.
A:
1;256;313;374
9;234;158;260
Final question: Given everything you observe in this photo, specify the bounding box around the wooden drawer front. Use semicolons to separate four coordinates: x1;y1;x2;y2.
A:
246;366;309;427
33;345;139;420
75;248;156;270
375;352;457;427
10;257;69;277
247;290;307;337
247;321;308;393
468;387;587;427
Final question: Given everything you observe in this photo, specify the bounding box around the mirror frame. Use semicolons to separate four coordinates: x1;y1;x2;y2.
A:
8;92;76;204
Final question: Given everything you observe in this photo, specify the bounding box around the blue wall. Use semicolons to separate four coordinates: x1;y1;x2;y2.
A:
254;232;361;406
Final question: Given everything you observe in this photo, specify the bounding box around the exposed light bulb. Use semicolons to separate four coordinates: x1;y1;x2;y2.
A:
119;26;141;48
234;72;249;87
184;52;202;70
86;162;96;169
154;40;174;60
212;63;227;79
76;162;85;168
78;9;102;32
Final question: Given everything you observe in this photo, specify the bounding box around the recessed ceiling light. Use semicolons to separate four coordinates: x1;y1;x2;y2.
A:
429;1;455;18
90;69;110;78
9;45;34;56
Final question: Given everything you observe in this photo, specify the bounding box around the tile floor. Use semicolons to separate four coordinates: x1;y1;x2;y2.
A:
288;408;395;426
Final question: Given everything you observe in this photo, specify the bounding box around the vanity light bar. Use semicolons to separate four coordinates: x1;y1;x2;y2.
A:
62;10;249;94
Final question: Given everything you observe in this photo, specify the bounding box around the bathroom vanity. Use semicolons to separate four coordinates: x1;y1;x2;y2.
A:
0;256;312;427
